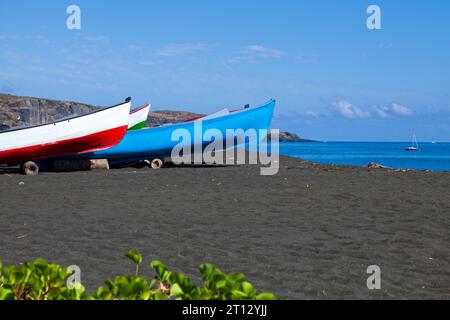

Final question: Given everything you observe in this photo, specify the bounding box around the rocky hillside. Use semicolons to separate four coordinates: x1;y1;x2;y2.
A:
0;93;313;142
147;110;202;127
0;94;99;129
0;93;201;129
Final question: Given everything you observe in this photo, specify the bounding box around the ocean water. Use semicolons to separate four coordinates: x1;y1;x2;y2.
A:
277;142;450;172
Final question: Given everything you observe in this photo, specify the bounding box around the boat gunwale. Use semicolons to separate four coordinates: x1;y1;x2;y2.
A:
129;103;150;115
0;100;131;135
131;99;276;134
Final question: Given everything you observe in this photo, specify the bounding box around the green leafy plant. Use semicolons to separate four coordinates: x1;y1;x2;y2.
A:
126;250;143;276
0;252;277;300
0;258;85;300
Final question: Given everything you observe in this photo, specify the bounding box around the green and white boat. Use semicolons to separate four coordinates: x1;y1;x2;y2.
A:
128;104;151;130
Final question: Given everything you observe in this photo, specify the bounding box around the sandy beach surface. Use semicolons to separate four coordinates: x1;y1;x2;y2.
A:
0;156;449;299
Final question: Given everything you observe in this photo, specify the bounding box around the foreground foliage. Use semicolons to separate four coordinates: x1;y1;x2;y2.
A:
0;251;277;300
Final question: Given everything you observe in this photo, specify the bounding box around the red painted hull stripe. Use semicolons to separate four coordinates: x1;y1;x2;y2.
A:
185;116;205;122
0;125;128;164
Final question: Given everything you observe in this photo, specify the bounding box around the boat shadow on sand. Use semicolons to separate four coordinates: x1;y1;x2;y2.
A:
0;166;20;174
0;162;232;175
0;150;263;174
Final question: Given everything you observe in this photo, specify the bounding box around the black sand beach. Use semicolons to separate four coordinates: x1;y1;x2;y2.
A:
0;156;449;299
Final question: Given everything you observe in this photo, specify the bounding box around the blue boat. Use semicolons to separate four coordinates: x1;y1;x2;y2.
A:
66;99;276;165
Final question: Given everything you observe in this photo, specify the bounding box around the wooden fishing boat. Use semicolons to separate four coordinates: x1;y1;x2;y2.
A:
128;104;151;130
67;99;276;168
0;98;131;173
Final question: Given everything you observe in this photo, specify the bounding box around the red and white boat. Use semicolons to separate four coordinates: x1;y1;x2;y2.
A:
405;133;419;151
0;99;131;168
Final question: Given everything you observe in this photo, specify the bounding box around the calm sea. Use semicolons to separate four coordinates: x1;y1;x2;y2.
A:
277;142;450;172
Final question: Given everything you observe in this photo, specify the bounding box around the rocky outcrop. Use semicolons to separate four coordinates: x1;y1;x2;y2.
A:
0;93;99;129
367;162;390;169
267;130;317;142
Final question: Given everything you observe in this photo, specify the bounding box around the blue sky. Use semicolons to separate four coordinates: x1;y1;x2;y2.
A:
1;0;449;141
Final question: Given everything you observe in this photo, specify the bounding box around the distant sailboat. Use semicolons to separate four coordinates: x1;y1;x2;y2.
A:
405;133;419;151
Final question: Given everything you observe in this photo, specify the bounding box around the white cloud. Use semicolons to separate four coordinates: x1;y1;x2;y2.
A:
139;60;158;66
127;44;142;51
154;43;212;57
373;106;392;118
333;100;371;119
391;103;413;116
245;45;286;58
225;45;286;65
373;103;413;118
305;110;321;118
83;36;110;42
139;43;214;66
33;35;50;46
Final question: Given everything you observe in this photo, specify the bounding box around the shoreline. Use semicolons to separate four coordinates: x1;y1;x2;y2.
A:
2;153;450;174
277;141;450;173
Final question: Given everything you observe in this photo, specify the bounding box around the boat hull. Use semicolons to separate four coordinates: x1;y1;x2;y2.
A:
128;122;147;131
72;100;276;163
0;101;131;165
128;104;151;131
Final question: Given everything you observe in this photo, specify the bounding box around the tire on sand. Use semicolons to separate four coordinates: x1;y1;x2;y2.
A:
21;161;39;176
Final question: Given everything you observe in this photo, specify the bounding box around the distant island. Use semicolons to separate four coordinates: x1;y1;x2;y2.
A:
268;130;317;142
0;93;315;142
